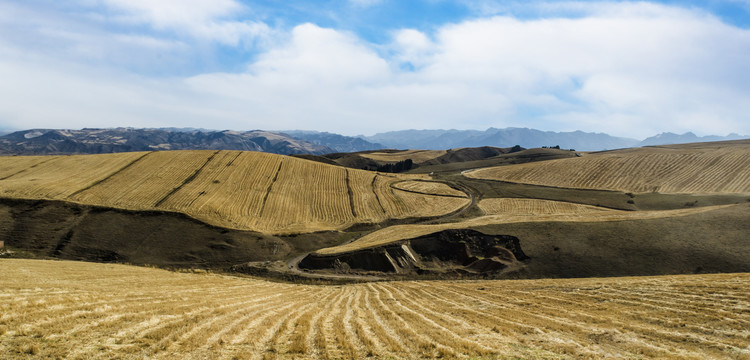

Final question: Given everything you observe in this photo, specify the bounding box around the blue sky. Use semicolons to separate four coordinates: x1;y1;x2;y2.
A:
1;0;749;138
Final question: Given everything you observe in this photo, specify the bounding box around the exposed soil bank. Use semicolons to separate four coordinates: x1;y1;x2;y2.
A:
0;198;342;269
299;229;529;276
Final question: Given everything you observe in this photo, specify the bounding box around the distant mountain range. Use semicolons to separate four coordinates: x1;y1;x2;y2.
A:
0;127;746;156
281;130;383;153
0;128;335;156
361;128;749;151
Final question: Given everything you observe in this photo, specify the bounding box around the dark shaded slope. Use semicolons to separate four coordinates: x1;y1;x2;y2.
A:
0;198;346;269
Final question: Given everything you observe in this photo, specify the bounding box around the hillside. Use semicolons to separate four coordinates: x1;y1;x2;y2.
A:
466;139;750;194
0;150;468;234
1;259;748;359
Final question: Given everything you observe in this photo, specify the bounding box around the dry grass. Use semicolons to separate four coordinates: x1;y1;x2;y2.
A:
317;203;732;254
392;180;468;198
359;149;447;163
478;198;611;215
1;259;748;359
0;151;469;234
466;140;750;194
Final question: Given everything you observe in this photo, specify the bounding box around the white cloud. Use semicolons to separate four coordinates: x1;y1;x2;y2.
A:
1;2;749;139
99;0;270;45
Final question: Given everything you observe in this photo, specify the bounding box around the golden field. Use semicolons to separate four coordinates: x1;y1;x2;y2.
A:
391;180;468;198
1;259;748;359
359;149;447;163
465;140;750;194
0;151;469;234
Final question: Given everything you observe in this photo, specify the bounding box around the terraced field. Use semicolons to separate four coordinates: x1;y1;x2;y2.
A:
1;259;748;359
478;198;611;215
466;140;750;194
359;149;447;163
392;180;467;198
0;151;469;234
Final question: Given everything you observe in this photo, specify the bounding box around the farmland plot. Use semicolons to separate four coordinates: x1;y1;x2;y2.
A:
360;149;447;163
466;141;750;194
478;198;611;215
0;151;469;234
392;180;467;198
0;152;147;200
1;259;748;359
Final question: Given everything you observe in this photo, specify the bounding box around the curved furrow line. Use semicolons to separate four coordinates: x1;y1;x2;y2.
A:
381;282;500;356
62;308;160;339
340;287;368;359
155;296;299;357
6;293;154;327
370;283;458;358
20;296;166;336
226;301;302;348
440;284;718;357
360;284;407;355
602;286;750;313
250;290;333;359
115;291;291;350
206;287;314;344
243;300;322;360
573;288;750;326
496;287;749;351
320;286;352;359
432;285;618;352
305;286;346;359
273;288;339;357
395;282;542;341
350;286;399;359
150;288;305;355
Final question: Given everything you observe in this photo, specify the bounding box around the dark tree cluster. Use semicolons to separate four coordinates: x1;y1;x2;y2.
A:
509;145;523;153
373;159;414;173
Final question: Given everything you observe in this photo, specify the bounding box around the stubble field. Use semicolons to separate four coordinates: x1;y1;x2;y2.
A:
1;259;748;359
0;151;468;234
466;140;750;194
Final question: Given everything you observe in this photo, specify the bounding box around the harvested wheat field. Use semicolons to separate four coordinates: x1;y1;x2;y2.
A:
392;180;468;198
360;149;447;163
466;140;750;194
1;259;748;359
478;198;611;215
0;151;469;233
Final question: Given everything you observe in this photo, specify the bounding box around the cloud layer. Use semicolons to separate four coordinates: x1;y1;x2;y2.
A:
0;1;749;138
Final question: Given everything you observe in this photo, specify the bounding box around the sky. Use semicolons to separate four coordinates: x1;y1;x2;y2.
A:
0;0;749;139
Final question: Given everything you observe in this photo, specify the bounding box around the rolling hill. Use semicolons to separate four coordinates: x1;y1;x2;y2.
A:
0;150;468;234
466;139;750;194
